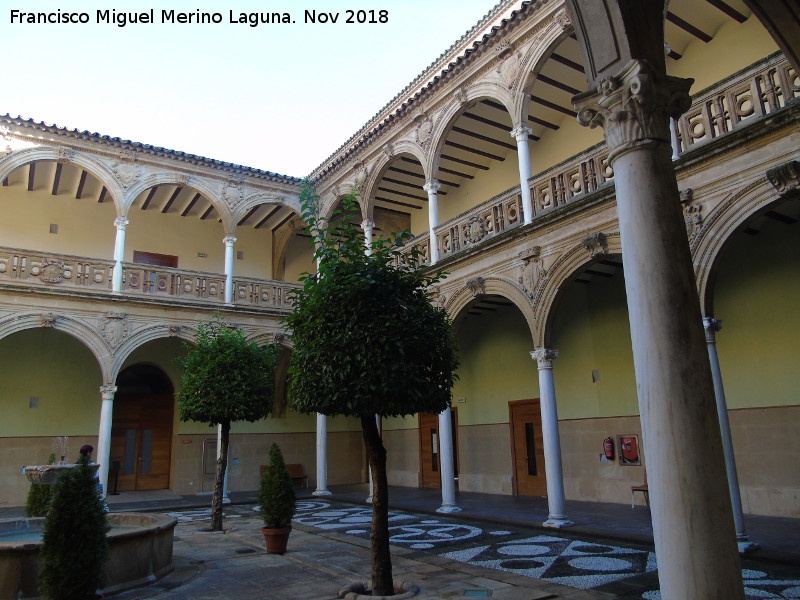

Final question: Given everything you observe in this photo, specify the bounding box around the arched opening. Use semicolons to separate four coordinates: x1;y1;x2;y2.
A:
110;364;175;492
370;154;429;239
450;293;538;496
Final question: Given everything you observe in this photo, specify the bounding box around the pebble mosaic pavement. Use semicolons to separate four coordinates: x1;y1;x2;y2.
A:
166;500;800;599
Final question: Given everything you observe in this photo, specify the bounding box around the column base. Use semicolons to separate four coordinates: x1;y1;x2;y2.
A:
366;495;373;503
543;516;574;528
312;489;332;497
222;496;231;504
737;540;760;554
436;504;462;514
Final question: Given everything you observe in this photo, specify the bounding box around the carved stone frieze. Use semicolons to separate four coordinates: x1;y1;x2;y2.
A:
573;60;693;162
581;232;608;257
99;312;131;349
466;277;486;297
766;160;800;194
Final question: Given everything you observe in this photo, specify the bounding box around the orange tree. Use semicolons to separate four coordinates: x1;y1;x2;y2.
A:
178;315;279;531
286;182;458;595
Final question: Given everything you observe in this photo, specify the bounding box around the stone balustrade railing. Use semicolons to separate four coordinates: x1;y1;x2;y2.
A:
676;54;798;153
430;54;796;262
0;247;114;290
0;247;300;311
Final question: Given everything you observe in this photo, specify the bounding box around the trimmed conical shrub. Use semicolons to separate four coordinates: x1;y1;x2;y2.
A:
258;443;296;529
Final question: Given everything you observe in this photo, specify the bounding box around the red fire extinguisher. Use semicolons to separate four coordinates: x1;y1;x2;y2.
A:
603;437;615;460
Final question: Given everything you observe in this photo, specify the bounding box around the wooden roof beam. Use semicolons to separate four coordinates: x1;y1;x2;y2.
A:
27;163;35;191
51;163;63;196
181;192;202;216
75;170;87;199
666;11;713;42
255;206;282;229
161;186;183;213
141;187;158;210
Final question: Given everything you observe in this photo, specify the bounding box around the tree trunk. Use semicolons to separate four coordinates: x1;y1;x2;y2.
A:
211;421;230;532
361;414;393;596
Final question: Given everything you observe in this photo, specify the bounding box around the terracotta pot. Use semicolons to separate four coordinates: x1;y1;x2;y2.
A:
262;525;291;554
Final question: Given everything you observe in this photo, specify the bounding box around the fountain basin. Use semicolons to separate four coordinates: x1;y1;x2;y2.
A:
0;512;177;600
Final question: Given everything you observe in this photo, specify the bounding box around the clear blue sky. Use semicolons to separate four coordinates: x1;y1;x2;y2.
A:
4;1;496;177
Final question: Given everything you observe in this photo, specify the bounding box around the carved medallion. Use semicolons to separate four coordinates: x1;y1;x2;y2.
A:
40;313;57;328
39;260;67;284
416;119;434;148
463;215;487;244
99;312;131;348
168;325;182;337
683;202;703;243
222;180;244;208
56;146;75;164
111;160;140;188
555;8;572;31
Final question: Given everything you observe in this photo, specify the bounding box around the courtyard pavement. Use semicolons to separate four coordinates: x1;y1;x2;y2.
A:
3;485;800;599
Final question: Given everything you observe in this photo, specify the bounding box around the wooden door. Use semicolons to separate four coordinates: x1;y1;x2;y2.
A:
509;399;547;496
110;394;173;491
418;409;458;489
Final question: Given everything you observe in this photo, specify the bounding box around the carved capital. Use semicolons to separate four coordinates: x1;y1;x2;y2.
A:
581;232;608;257
423;180;441;195
223;235;237;246
360;220;375;232
100;385;117;401
509;124;533;143
703;317;722;343
766;160;800;194
573;60;692;163
114;217;130;230
466;277;486;297
531;348;559;369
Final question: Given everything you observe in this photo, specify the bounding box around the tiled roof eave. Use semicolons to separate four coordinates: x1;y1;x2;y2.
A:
1;115;303;186
309;0;535;182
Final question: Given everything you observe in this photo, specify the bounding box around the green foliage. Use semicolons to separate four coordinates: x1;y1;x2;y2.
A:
39;455;109;600
25;453;56;518
177;314;280;427
258;443;296;529
286;181;459;418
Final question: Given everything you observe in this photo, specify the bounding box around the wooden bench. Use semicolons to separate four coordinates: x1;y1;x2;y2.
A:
631;469;649;509
260;463;308;488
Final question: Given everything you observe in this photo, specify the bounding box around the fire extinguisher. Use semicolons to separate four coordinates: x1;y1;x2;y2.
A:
603;437;615;460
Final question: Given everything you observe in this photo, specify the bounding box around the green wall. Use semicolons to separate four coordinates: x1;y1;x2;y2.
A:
0;329;103;436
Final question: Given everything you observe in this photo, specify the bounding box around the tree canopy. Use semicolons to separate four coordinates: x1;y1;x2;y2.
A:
178;315;279;427
286;183;458;419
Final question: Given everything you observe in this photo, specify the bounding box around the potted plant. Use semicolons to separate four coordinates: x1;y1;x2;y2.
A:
258;443;296;554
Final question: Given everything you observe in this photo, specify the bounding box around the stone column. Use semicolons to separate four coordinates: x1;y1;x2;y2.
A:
223;235;236;305
703;318;758;553
112;218;129;293
97;385;117;498
510;124;534;225
437;406;461;513
361;219;375;256
423;180;440;265
574;60;744;598
313;413;332;496
530;349;573;528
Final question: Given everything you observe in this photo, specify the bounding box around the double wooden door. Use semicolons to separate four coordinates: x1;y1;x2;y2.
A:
509;399;547;496
109;394;173;491
418;409;458;489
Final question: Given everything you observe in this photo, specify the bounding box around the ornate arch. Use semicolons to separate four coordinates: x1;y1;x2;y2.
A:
514;8;576;126
0;311;111;382
445;275;537;343
692;178;778;315
111;323;196;383
124;171;230;228
0;146;125;214
362;143;428;222
531;232;623;347
427;81;517;177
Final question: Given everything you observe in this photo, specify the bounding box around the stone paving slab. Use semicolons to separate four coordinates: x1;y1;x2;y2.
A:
113;510;616;600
